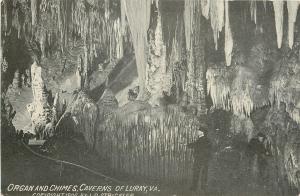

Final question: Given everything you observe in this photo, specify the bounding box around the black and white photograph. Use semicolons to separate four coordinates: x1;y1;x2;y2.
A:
0;0;300;195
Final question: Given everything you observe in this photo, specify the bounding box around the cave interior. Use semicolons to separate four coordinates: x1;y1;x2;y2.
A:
1;0;300;195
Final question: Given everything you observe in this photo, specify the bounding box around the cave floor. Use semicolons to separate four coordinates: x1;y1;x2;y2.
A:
2;141;296;196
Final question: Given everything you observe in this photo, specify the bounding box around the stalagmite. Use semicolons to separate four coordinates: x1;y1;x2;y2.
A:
210;0;225;50
184;0;207;111
272;0;284;48
122;0;152;99
27;62;52;138
225;0;233;66
287;0;300;49
146;4;172;105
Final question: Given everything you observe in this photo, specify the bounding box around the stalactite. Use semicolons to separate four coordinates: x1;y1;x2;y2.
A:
184;0;194;53
287;0;300;49
31;0;37;25
250;0;257;24
210;0;225;50
225;0;233;66
207;65;262;118
0;0;2;64
57;0;63;48
290;107;300;124
39;32;46;58
263;0;267;11
105;0;110;20
3;0;7;32
206;68;231;110
231;66;259;117
201;0;210;19
120;0;126;34
122;0;152;99
116;19;124;59
272;0;284;48
269;53;300;124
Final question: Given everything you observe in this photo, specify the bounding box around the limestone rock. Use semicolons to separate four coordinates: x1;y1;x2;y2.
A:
97;89;118;121
66;92;98;148
146;8;172;106
97;89;118;109
26;62;52;138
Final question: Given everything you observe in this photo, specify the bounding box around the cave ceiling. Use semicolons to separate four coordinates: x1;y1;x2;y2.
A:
0;0;300;122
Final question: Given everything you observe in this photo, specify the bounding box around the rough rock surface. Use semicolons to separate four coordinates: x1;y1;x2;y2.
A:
97;89;118;121
66;92;98;149
146;7;172;106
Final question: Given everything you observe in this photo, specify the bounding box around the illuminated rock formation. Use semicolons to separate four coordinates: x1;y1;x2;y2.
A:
26;62;52;138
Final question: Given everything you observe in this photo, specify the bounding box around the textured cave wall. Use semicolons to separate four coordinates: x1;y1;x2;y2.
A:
0;0;130;132
204;2;300;192
63;91;99;149
146;2;168;105
1;0;128;87
184;0;207;115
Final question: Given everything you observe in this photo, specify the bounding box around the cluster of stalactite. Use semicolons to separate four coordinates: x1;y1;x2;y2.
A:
207;66;262;117
121;0;152;99
2;0;299;107
97;106;200;182
273;0;300;49
284;128;300;191
261;106;300;192
206;67;232;110
0;0;127;78
248;0;300;49
184;0;233;66
183;0;300;67
207;46;300;123
269;52;300;124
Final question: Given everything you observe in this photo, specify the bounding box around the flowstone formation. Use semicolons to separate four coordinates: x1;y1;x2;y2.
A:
26;62;53;138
